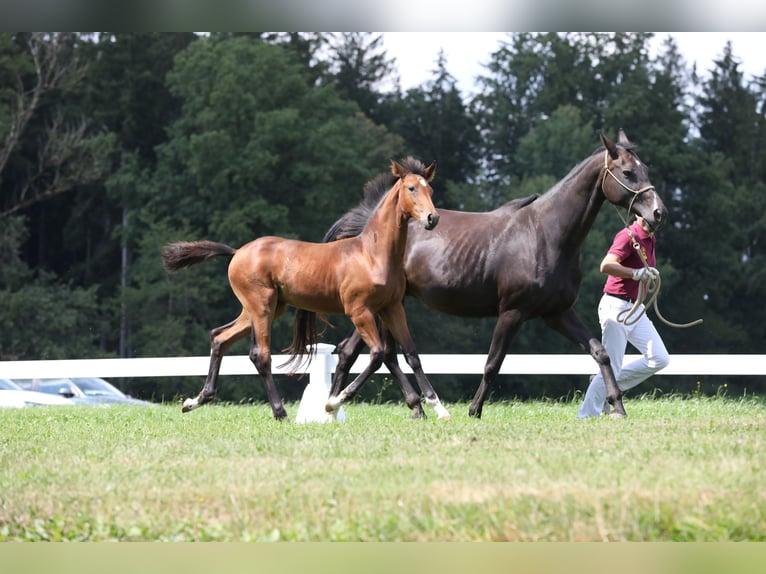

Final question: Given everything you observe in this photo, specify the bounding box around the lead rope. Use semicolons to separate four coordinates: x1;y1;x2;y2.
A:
613;219;703;328
602;152;703;328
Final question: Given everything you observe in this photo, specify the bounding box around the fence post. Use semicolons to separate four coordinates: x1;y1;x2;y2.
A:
295;343;346;424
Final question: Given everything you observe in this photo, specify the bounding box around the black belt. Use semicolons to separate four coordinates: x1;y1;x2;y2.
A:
606;293;635;304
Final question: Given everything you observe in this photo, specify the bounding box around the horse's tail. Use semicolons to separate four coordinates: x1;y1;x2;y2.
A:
161;240;236;273
280;310;333;374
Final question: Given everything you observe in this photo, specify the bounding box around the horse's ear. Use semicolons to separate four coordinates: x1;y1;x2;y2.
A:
600;132;619;160
424;161;437;182
391;159;406;179
617;129;630;144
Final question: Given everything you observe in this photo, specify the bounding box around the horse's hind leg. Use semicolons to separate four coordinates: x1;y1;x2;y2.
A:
330;328;366;398
247;301;289;420
381;303;449;420
182;312;251;412
382;327;426;419
249;332;287;420
469;308;523;419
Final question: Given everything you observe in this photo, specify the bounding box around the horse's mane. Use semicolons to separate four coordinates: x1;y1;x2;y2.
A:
568;139;638;181
543;144;617;198
323;157;430;243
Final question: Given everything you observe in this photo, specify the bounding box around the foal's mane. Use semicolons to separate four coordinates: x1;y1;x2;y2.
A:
323;157;430;242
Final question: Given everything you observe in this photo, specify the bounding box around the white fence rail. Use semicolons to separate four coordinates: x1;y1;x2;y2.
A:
2;350;765;380
3;348;763;423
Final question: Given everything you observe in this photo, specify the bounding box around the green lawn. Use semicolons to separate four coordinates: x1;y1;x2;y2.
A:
1;396;764;541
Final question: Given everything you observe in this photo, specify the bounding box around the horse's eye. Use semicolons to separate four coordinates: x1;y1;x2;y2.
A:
622;170;636;181
408;185;416;193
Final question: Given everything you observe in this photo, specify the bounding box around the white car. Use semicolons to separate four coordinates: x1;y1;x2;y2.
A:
14;377;156;406
0;378;74;408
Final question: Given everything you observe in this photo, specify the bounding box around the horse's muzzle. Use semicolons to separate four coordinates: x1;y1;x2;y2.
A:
425;212;439;230
636;191;668;232
654;206;668;228
646;205;669;232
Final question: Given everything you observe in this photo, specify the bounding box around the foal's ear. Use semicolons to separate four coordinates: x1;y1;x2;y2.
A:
600;132;619;160
424;160;437;182
391;159;406;179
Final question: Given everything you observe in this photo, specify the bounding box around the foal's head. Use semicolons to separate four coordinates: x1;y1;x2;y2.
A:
391;159;439;230
600;130;668;232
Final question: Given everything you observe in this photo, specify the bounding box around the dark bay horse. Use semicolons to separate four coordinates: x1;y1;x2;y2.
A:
322;131;668;418
161;158;450;420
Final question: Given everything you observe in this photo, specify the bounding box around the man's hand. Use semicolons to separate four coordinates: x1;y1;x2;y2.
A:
632;267;659;281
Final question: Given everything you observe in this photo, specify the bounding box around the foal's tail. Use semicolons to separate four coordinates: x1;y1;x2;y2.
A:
281;310;333;374
161;240;236;272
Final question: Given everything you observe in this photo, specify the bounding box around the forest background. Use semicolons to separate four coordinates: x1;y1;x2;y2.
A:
1;32;764;405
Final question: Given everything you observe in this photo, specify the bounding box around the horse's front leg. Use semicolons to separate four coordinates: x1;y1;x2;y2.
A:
326;310;385;412
183;314;250;412
544;308;626;418
381;326;426;419
380;303;449;420
589;337;625;417
331;323;425;419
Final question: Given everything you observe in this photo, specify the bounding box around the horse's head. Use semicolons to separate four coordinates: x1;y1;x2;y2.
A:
391;158;439;230
600;130;668;232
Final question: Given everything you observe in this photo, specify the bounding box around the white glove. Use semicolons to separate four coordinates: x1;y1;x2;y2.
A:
632;267;659;281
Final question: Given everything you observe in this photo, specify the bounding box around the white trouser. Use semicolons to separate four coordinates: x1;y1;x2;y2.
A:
578;294;670;418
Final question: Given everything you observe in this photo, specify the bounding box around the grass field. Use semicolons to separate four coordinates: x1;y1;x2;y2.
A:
1;396;764;542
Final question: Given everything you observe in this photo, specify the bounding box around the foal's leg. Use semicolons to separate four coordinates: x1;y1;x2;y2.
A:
380;303;449;420
382;327;426;419
332;324;424;418
468;308;524;419
247;299;289;420
326;310;385;412
544;309;626;418
182;312;251;412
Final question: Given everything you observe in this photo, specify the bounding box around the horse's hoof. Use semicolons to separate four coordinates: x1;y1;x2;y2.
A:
181;398;198;413
608;411;627;419
325;396;342;412
432;403;451;421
